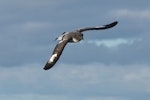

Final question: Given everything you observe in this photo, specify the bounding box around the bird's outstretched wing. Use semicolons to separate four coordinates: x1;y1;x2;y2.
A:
77;21;118;32
43;40;69;70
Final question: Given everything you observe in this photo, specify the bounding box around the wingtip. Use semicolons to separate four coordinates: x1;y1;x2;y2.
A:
43;67;49;70
112;21;118;25
108;21;118;28
43;62;53;70
114;21;118;23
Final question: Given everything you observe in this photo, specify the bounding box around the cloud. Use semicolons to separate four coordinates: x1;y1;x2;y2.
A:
0;63;150;100
111;9;150;20
86;96;125;100
0;94;126;100
0;94;70;100
84;38;141;48
21;22;52;31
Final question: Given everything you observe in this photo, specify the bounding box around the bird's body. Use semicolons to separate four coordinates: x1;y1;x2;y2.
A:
44;21;118;70
56;31;83;43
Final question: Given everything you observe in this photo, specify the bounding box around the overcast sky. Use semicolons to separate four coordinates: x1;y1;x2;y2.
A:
0;0;150;100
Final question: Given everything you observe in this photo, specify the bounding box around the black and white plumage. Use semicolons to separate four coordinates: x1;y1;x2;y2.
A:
44;21;118;70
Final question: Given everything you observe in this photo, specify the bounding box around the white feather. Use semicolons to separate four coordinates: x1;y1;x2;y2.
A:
48;54;57;63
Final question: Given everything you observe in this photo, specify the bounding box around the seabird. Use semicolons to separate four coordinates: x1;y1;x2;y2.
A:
44;21;118;70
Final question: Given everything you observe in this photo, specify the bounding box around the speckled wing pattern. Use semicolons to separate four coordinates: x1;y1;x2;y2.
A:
78;21;118;32
44;40;69;70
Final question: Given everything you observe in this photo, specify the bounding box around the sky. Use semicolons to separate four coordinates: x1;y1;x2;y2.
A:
0;0;150;100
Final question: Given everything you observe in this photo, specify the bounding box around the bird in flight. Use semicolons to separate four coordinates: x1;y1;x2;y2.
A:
44;21;118;70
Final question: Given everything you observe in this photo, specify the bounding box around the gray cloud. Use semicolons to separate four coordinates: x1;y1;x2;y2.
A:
0;63;150;100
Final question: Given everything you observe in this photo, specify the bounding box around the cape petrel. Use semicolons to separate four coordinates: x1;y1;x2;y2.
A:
44;21;118;70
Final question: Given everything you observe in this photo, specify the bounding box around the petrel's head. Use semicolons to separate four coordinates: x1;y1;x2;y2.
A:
79;33;84;40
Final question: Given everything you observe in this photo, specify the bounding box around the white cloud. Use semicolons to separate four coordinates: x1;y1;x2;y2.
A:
86;96;125;100
22;22;51;30
0;94;127;100
4;22;53;32
111;9;150;19
0;94;70;100
84;38;140;48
